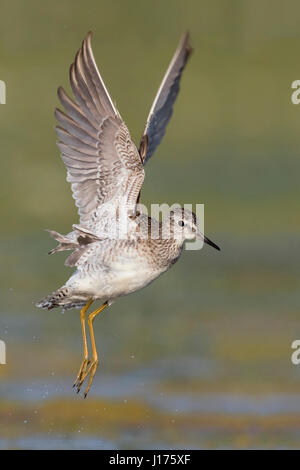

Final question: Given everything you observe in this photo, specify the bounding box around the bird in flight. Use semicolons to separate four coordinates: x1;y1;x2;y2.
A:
37;32;220;397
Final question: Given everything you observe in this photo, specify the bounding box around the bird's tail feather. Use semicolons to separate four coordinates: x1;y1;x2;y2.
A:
36;287;87;310
46;229;78;255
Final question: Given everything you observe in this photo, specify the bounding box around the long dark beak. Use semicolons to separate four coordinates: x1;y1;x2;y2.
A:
204;235;220;251
197;231;220;251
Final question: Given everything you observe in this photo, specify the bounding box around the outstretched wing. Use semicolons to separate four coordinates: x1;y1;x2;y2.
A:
55;32;144;231
139;32;192;164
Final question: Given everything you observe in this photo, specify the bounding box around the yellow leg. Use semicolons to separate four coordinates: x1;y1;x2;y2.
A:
73;298;93;388
76;301;109;397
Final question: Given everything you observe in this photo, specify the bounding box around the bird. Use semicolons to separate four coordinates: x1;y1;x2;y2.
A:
36;32;220;397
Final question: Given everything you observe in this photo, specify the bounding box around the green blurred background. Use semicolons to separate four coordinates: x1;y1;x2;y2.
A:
0;0;300;449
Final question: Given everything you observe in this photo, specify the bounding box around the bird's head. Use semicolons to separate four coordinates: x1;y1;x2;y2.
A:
167;207;220;250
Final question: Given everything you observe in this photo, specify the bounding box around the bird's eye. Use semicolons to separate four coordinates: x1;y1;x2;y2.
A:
178;220;184;227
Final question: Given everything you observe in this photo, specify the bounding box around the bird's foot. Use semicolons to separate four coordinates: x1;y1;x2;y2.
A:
74;359;99;398
73;358;90;389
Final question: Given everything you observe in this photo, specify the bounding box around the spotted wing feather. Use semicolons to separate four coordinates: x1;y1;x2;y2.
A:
55;32;144;231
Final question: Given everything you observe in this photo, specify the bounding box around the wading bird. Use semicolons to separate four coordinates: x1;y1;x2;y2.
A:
37;32;220;397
